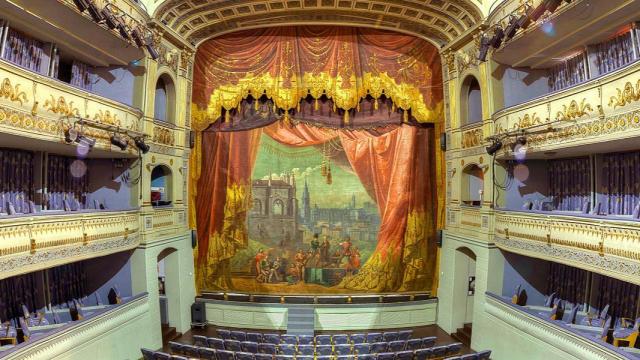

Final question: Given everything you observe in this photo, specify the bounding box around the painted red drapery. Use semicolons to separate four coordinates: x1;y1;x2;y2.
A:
196;122;436;292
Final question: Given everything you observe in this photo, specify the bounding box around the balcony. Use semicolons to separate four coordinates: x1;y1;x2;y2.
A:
484;293;637;360
493;210;640;285
0;209;140;280
488;0;640;69
0;0;148;66
0;59;143;156
492;60;640;157
141;207;187;243
0;293;150;360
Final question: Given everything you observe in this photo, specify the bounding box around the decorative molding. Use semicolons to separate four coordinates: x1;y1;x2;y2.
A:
608;80;640;109
153;125;176;146
43;95;79;117
455;49;478;74
0;78;28;106
556;99;593;121
93;110;121;127
461;127;483;148
513;112;543;130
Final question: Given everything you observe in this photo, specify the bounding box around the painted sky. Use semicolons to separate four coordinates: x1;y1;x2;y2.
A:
252;134;375;209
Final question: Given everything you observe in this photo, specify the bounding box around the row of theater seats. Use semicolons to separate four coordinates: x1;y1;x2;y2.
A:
213;330;413;345
143;344;491;360
182;336;442;355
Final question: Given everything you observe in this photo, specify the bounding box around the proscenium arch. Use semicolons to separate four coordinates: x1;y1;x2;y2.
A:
150;0;484;48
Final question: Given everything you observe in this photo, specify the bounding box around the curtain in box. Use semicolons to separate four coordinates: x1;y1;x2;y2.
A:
46;155;89;210
601;151;640;215
2;28;45;73
0;148;34;214
547;157;590;211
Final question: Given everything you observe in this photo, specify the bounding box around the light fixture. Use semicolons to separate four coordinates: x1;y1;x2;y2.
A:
134;137;150;154
486;139;503;156
545;0;563;14
86;0;104;23
131;27;145;47
73;0;89;12
64;127;79;143
77;134;97;149
517;6;533;29
117;21;131;41
504;15;521;40
490;26;505;49
145;37;159;60
101;7;118;29
477;34;491;62
529;1;548;23
516;136;527;146
110;133;128;150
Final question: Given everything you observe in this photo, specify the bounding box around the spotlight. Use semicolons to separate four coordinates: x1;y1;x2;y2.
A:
477;34;491;62
134;137;150;154
131;27;145;47
110;133;128;151
529;1;547;22
65;127;79;143
101;8;118;29
117;21;131;41
490;26;505;48
516;136;527;146
145;41;159;60
77;134;96;149
504;15;521;40
545;0;563;13
73;0;89;12
86;1;104;22
486;139;503;156
517;6;533;29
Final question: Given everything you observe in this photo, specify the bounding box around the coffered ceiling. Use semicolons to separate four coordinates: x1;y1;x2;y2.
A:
143;0;485;46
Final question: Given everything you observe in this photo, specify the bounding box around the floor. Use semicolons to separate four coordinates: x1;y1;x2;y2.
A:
163;324;474;355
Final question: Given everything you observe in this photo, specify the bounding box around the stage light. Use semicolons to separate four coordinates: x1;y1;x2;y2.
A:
477;34;491;62
504;15;521;40
490;26;505;48
117;21;132;41
73;0;89;12
101;8;118;29
77;134;97;149
545;0;563;14
131;27;145;47
110;133;128;151
529;1;547;22
517;6;533;29
86;1;104;23
65;128;79;143
145;44;159;60
134;137;150;154
516;136;527;146
486;139;503;156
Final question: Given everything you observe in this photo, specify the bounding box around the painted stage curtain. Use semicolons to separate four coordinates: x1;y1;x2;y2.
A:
601;151;640;215
547;157;590;211
195;122;436;292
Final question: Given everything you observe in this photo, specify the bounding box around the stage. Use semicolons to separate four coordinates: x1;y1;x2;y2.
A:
196;292;437;331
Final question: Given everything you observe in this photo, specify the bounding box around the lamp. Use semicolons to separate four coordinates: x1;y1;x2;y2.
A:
486;139;503;156
517;6;533;29
477;34;492;62
134;137;150;154
504;15;521;40
529;1;548;22
545;0;563;13
131;27;145;47
110;133;128;151
73;0;89;12
145;40;159;60
515;136;527;146
117;21;131;41
101;7;118;29
64;127;79;143
77;135;97;149
86;0;104;23
490;26;505;49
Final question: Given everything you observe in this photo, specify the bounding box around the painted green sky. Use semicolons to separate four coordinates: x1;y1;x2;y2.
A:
252;134;375;209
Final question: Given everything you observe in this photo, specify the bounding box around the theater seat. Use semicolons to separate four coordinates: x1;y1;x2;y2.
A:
168;341;183;355
460;354;478;360
406;339;422;350
316;345;333;356
354;343;370;354
414;348;432;360
398;330;413;341
182;344;200;357
255;353;274;360
225;339;243;352
370;342;388;353
264;334;281;344
154;352;172;360
217;349;236;360
199;348;216;360
275;355;294;360
431;346;447;358
446;342;463;356
367;332;383;343
396;350;413;360
333;334;349;344
377;352;395;360
337;355;355;360
383;331;399;342
218;329;232;340
421;336;437;348
278;344;296;356
231;330;248;342
358;354;377;360
281;335;298;345
247;332;263;343
298;344;314;355
316;335;332;345
141;348;155;360
334;344;352;355
237;351;256;360
350;334;366;344
242;341;259;353
193;335;208;346
298;335;314;345
476;350;491;360
207;337;225;350
258;343;277;354
388;340;406;352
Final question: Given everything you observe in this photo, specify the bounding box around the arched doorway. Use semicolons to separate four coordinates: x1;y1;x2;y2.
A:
460;76;482;125
157;247;179;343
451;247;477;345
461;164;484;207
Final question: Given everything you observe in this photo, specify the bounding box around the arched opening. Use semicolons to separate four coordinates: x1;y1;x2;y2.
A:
272;199;284;216
462;164;484;207
154;74;176;123
157;247;179;340
452;247;477;338
461;76;482;125
151;165;173;207
251;199;262;214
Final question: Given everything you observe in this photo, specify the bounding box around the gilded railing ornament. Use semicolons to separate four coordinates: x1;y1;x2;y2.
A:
94;110;121;126
556;99;593;121
0;78;28;106
608;80;640;108
513;112;542;129
44;95;79;117
153;126;175;146
462;128;483;148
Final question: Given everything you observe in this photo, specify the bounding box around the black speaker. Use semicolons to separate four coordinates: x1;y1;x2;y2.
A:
191;230;197;249
440;132;447;151
189;130;195;149
191;302;206;323
436;229;443;247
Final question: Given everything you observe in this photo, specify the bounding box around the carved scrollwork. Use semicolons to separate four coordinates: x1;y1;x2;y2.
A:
153;126;175;146
461;128;483;148
608;80;640;108
513;112;542;130
0;78;28;106
44;95;79;117
94;110;121;126
455;49;478;74
556;98;593;121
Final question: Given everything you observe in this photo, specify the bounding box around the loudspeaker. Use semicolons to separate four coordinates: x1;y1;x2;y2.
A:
440;132;447;151
191;302;206;324
189;130;195;149
191;230;197;249
436;229;443;247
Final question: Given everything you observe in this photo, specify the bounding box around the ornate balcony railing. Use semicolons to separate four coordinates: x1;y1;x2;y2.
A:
0;210;140;280
140;207;187;243
0;293;149;360
492;60;640;155
0;59;143;154
493;210;640;285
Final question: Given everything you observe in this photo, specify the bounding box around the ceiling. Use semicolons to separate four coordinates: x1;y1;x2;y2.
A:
142;0;485;47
